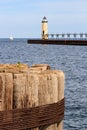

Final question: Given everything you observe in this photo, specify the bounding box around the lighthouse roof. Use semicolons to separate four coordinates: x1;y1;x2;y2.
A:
42;16;48;22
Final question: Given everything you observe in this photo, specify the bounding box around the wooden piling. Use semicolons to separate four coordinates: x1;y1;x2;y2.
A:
0;73;13;111
0;64;29;73
13;73;28;109
29;64;50;74
0;64;65;130
38;70;65;130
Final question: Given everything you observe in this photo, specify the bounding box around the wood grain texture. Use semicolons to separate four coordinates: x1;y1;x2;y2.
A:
0;73;13;111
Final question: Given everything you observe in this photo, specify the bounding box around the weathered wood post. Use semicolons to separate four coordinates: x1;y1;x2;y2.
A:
0;73;13;111
0;64;65;130
13;64;50;130
28;65;65;130
0;64;29;110
27;64;51;130
38;70;65;130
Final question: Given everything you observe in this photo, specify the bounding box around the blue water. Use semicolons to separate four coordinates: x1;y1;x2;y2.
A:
0;38;87;129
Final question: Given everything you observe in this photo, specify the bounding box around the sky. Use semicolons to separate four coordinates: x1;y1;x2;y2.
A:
0;0;87;38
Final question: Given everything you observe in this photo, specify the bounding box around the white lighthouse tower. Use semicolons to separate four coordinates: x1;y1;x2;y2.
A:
41;16;48;39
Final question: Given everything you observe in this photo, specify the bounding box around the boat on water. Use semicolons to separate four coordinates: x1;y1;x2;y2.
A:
9;36;14;41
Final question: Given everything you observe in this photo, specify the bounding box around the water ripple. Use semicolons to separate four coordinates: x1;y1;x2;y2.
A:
0;38;87;129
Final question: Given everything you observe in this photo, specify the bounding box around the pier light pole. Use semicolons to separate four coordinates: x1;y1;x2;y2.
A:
73;34;76;39
85;34;87;38
56;34;59;39
67;34;70;38
42;16;48;39
80;34;83;38
62;34;65;38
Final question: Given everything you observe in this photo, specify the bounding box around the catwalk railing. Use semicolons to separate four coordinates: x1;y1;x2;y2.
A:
42;33;87;39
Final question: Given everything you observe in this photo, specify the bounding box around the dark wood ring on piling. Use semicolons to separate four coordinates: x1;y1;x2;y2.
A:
0;98;65;130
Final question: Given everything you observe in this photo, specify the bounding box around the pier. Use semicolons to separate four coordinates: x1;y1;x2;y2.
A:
27;38;87;46
43;33;87;39
27;17;87;46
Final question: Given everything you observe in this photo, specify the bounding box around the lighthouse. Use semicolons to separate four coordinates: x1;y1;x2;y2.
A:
41;16;48;39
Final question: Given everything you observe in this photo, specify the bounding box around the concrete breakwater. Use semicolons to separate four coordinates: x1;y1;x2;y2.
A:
0;63;65;130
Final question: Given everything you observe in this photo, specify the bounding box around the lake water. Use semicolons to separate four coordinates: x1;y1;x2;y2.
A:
0;38;87;129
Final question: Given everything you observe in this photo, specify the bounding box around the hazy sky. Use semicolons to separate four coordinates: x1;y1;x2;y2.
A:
0;0;87;38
